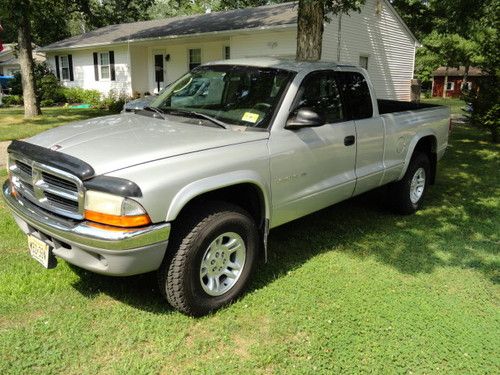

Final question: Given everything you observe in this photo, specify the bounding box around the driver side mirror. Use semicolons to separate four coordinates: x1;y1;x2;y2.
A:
285;108;324;129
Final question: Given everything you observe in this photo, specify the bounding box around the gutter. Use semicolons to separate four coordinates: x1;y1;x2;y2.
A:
37;24;297;53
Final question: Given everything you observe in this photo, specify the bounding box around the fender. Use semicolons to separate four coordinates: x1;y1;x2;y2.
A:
165;170;271;224
398;129;438;180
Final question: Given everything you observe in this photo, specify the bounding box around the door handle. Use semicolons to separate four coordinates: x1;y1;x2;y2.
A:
344;135;355;146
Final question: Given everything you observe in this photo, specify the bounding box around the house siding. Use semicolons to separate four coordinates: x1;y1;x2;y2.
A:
322;0;416;101
47;46;132;96
230;29;297;59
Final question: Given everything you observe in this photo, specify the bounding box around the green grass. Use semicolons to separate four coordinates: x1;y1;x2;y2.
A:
422;97;466;116
0;124;498;374
0;107;108;141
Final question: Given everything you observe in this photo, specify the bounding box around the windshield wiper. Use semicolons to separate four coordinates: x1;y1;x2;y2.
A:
142;106;166;120
164;109;227;129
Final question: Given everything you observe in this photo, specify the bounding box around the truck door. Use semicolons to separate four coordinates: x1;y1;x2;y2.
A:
269;70;357;227
335;71;385;196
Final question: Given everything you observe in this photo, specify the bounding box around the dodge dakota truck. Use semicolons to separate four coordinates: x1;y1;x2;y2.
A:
3;59;450;316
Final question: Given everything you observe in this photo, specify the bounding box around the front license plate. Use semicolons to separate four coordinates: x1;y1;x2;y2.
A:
28;235;56;269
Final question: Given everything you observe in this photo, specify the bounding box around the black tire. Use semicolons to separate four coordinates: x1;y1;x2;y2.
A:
158;201;259;316
389;153;431;215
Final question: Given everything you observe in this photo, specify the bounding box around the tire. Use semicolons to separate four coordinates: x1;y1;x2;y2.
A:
389;153;430;215
158;201;259;316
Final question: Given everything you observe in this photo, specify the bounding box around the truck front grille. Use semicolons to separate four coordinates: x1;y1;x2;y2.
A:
9;155;85;220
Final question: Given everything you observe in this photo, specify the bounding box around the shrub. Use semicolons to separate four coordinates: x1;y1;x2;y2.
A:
3;95;24;106
99;90;128;113
9;62;63;103
40;99;55;107
62;87;101;106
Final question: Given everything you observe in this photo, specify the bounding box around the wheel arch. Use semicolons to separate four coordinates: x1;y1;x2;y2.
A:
400;133;438;185
166;171;270;230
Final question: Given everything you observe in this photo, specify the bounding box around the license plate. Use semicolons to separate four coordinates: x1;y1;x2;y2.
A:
28;235;56;269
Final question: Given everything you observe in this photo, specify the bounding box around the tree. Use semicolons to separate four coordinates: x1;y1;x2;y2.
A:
1;0;41;117
296;0;365;61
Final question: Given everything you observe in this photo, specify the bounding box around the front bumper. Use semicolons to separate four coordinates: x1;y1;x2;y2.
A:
2;181;170;276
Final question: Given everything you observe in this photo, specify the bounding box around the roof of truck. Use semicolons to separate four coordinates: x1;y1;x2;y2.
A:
203;58;357;72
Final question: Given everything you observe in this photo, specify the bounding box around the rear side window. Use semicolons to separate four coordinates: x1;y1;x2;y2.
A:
335;72;373;120
293;71;343;124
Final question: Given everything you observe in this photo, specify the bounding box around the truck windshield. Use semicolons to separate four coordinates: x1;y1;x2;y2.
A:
150;65;295;128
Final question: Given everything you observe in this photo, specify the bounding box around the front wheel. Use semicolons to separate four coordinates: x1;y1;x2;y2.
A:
389;153;431;214
158;202;259;316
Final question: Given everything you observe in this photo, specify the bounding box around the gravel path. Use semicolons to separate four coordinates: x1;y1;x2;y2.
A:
0;141;10;167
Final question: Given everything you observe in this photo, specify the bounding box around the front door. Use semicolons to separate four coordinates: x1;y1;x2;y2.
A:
269;70;357;227
153;53;166;93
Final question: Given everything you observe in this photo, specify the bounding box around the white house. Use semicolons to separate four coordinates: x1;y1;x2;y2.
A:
39;0;419;101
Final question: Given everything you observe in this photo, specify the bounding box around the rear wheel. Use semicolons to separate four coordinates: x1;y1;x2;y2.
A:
389;153;430;214
158;202;259;316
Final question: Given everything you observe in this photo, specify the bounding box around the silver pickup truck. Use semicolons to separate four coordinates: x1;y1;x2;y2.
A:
3;59;450;316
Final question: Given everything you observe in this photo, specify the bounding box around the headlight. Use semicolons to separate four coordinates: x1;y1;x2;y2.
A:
84;190;151;227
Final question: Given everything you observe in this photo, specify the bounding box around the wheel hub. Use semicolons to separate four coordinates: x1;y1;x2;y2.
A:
410;167;426;204
199;232;246;296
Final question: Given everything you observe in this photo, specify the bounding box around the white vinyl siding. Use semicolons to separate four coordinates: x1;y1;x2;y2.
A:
322;0;416;101
46;47;131;96
359;55;369;70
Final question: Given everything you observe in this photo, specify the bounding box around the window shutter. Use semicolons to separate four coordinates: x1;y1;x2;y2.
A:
109;51;115;81
68;54;74;81
93;52;99;81
55;55;60;80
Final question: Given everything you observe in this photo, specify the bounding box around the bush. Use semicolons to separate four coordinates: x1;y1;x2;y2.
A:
62;87;101;106
9;62;63;103
40;99;55;107
3;95;23;106
463;76;499;143
99;90;127;113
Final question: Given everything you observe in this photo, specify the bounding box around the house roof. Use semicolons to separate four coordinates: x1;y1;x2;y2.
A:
40;2;299;51
40;0;418;52
433;66;485;77
0;43;45;66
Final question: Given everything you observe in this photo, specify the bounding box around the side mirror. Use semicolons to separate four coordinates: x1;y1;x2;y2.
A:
285;108;324;129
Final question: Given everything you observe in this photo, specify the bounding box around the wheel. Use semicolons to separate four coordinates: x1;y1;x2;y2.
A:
158;201;259;316
389;153;430;214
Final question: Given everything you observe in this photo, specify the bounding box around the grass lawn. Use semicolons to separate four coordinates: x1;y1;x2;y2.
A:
422;97;465;116
0;107;109;141
0;119;499;373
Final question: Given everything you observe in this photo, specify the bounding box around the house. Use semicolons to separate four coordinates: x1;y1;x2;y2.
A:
39;0;419;101
432;66;485;98
0;44;45;76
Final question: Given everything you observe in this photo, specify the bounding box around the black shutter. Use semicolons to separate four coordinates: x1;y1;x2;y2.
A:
93;52;99;81
68;54;74;81
109;51;115;81
55;56;60;80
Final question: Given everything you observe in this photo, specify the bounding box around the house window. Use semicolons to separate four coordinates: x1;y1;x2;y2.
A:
446;81;455;91
99;52;110;79
224;46;230;60
359;55;369;70
189;48;201;70
60;55;70;80
462;81;472;91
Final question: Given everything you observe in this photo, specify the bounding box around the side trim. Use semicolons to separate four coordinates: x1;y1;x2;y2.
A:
8;140;95;181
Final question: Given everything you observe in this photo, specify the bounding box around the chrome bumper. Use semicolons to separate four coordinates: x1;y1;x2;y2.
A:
2;181;170;251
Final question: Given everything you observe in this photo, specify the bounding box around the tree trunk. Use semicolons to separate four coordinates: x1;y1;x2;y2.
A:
17;0;41;118
296;0;324;61
462;64;470;93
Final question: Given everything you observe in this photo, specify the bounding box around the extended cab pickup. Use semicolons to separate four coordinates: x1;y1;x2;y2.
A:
3;59;450;316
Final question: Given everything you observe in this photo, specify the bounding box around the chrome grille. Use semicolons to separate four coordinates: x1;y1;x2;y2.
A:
8;154;85;220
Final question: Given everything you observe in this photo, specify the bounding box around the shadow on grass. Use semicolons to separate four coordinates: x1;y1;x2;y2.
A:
70;124;499;313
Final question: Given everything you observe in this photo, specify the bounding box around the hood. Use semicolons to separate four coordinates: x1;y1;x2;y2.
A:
27;114;268;176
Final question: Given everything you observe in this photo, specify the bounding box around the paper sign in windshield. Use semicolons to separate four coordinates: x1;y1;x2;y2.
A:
242;112;260;123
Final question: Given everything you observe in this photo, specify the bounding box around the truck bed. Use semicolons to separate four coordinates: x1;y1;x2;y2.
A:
377;99;441;115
